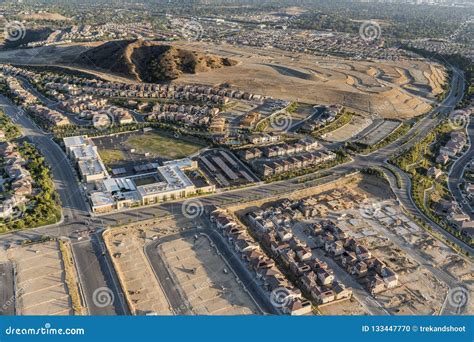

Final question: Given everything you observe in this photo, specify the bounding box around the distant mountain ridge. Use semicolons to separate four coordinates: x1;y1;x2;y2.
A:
73;39;237;82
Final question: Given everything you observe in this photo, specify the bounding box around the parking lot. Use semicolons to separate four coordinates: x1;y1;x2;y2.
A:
198;149;260;188
357;120;401;146
103;229;172;315
153;233;261;315
0;261;14;315
7;240;74;315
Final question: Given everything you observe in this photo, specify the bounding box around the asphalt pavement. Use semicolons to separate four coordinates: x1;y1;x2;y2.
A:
448;116;474;219
0;64;469;317
0;94;129;316
71;233;129;315
0;262;15;315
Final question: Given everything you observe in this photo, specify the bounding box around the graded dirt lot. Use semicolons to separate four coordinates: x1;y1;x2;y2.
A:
158;234;260;315
7;240;74;315
334;203;450;315
20;12;71;21
319;297;368;315
171;42;443;119
104;216;261;315
0;41;445;119
103;228;172;315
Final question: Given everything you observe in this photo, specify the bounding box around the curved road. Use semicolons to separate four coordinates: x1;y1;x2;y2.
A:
0;63;468;317
448;116;474;219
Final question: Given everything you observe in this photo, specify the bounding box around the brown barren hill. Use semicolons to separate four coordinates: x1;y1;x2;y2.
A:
73;39;237;82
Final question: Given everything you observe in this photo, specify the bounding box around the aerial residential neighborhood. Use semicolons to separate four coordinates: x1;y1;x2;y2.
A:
0;2;471;341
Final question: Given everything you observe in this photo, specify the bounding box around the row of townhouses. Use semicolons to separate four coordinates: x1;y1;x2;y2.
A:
239;138;319;161
0;142;34;219
209;208;313;315
257;150;337;178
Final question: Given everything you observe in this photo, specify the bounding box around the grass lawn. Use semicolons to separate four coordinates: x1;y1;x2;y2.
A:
125;132;203;159
98;149;125;165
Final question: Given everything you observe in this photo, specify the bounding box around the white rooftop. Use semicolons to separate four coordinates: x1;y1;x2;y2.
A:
90;191;115;207
78;158;107;176
63;135;87;148
102;177;136;193
71;144;98;161
158;158;194;189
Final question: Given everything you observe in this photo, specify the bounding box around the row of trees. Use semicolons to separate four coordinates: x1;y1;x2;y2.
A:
0;142;61;232
0;110;21;140
313;110;353;137
390;121;472;246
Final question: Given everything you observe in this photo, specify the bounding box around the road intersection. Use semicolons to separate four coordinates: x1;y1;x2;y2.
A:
0;65;469;315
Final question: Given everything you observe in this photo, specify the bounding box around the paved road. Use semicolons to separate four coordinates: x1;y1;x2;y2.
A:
145;237;193;315
0;64;468;316
18;76;89;126
0;262;14;315
365;212;469;315
360;66;473;256
97;169;355;227
0;95;89;221
359;67;465;164
382;166;471;315
71;233;129;315
99;67;468;251
21;76;147;125
448;116;474;219
0;94;129;316
372;67;474;256
313;249;389;315
288;106;324;133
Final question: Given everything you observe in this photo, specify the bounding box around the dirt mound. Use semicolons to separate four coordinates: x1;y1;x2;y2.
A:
74;40;237;82
1;27;53;49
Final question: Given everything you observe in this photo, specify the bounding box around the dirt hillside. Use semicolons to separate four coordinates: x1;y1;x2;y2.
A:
73;39;237;82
